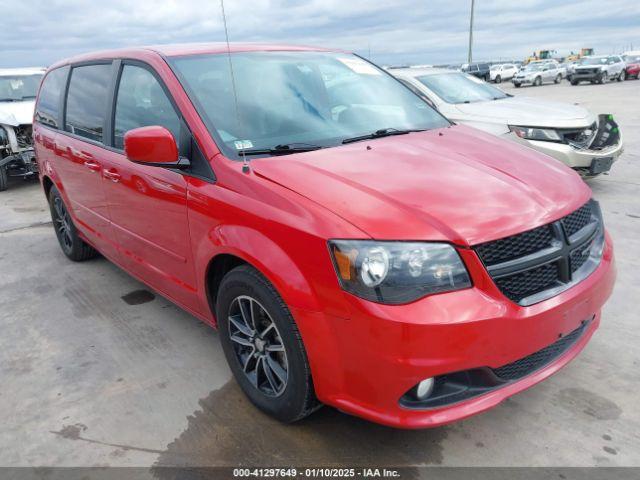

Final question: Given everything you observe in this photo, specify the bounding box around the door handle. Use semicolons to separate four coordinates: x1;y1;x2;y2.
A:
84;160;101;172
103;169;121;183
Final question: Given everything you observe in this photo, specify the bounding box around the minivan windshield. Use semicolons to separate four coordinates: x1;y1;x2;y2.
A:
415;72;508;104
169;52;449;158
0;74;43;102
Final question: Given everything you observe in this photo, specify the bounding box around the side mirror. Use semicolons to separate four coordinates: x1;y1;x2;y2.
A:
124;126;189;169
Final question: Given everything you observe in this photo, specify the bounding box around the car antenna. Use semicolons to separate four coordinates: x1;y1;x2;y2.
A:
219;0;250;173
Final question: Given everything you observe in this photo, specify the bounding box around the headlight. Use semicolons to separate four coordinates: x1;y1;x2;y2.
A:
509;125;562;142
329;240;471;304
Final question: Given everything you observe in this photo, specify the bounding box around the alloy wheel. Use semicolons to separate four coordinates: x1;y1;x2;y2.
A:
53;196;73;252
227;295;289;397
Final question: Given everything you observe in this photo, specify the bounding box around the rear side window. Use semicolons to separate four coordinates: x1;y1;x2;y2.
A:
113;65;181;149
65;64;112;142
35;68;66;128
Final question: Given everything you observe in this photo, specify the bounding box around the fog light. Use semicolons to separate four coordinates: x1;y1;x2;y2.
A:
415;377;435;400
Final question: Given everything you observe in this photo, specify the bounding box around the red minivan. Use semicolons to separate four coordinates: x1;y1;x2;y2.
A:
34;44;615;428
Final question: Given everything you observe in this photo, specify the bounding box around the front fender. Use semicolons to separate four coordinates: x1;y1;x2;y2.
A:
194;224;327;323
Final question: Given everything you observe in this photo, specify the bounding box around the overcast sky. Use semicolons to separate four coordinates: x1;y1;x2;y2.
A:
2;0;638;68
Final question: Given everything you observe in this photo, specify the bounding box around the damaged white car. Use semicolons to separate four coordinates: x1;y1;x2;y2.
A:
391;67;623;178
0;68;45;191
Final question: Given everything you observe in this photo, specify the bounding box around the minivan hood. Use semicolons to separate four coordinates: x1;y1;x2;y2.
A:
252;125;590;246
0;100;35;126
453;96;593;128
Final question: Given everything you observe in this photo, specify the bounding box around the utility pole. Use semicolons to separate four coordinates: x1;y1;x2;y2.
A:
467;0;475;64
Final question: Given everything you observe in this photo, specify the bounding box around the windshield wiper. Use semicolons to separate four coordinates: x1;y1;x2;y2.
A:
238;143;324;156
342;128;425;144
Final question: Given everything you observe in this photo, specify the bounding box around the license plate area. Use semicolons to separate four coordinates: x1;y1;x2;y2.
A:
590;156;613;175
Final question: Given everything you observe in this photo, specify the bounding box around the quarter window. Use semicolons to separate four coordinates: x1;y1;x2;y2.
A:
65;64;112;142
35;68;66;128
113;65;181;149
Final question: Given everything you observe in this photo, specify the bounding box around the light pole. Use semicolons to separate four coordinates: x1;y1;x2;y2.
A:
467;0;475;64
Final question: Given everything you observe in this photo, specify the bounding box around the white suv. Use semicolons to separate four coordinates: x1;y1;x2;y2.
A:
489;64;518;83
571;55;626;84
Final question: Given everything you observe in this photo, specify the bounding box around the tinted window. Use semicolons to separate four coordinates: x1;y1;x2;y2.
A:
35;69;65;128
479;64;489;69
65;64;111;142
114;65;181;149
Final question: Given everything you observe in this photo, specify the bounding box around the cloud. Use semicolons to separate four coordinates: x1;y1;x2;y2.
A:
1;0;638;68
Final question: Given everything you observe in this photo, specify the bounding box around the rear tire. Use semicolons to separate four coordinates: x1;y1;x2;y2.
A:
48;185;98;261
0;166;7;192
216;264;320;423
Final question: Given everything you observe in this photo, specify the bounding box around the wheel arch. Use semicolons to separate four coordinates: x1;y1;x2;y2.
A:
200;225;326;326
42;174;54;199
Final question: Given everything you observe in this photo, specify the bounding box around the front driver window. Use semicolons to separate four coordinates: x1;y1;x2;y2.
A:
114;65;181;149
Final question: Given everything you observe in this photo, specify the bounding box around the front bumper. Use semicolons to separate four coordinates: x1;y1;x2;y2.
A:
2;148;38;177
294;235;615;428
512;76;534;85
505;132;624;171
572;70;601;81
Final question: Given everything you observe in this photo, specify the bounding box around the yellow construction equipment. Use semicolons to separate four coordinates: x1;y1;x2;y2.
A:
524;50;556;65
565;48;594;62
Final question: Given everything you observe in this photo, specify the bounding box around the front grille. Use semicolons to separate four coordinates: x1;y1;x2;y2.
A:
562;202;592;237
570;243;592;273
559;123;597;149
15;125;33;149
494;263;559;302
475;225;553;266
576;68;598;75
492;320;588;381
475;200;604;305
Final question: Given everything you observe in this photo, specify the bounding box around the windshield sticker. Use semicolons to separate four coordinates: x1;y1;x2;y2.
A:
234;140;254;150
337;57;381;75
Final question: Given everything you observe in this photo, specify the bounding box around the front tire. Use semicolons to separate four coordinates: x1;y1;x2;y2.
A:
514;83;521;88
554;74;562;84
534;76;542;86
48;185;97;261
495;75;502;83
571;79;579;85
0;166;7;192
599;72;608;84
618;70;625;82
216;265;319;423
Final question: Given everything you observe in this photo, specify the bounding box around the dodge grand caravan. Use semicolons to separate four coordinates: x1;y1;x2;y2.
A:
34;44;615;428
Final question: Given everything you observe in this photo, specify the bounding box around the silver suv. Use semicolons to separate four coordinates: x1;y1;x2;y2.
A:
571;55;626;85
512;61;563;87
